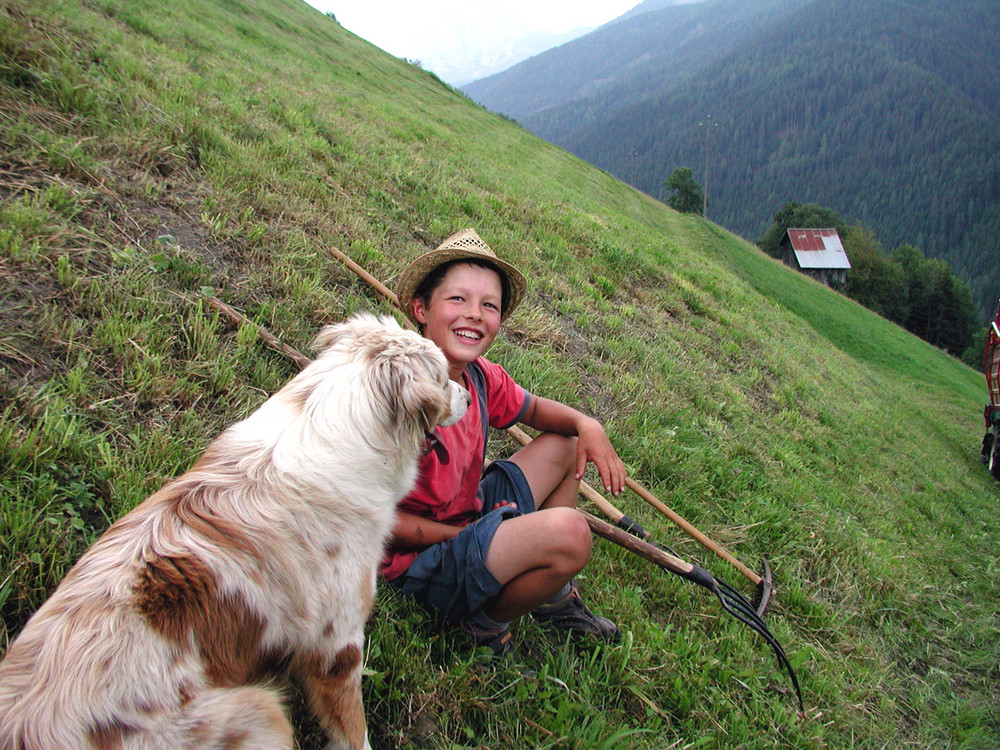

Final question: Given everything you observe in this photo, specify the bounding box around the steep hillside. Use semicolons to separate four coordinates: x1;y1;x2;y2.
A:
464;0;1000;323
2;0;998;748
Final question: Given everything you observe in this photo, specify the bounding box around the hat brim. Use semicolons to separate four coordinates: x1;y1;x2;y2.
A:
396;244;526;323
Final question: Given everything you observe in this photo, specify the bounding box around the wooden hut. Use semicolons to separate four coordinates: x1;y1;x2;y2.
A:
779;228;851;286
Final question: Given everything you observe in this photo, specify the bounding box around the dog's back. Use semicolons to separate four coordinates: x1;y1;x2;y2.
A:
0;477;299;750
0;432;387;749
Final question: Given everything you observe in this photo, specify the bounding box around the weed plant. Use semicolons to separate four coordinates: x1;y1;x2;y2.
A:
1;0;998;747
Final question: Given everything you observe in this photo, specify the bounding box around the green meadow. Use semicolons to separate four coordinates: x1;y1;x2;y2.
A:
1;0;997;747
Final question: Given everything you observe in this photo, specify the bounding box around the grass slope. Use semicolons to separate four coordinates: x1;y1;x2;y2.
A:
1;0;998;747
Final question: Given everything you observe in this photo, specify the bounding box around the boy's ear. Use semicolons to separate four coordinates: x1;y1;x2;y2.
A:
411;296;427;325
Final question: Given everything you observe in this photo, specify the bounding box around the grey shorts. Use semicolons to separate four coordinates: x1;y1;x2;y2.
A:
389;460;536;624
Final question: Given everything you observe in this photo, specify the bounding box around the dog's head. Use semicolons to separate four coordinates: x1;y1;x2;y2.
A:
308;314;469;457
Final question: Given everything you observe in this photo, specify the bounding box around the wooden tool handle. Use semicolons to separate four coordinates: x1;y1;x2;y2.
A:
581;512;714;588
625;477;762;586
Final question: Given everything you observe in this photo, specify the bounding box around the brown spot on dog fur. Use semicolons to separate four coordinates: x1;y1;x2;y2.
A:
329;644;361;678
88;718;136;749
219;728;250;750
296;643;361;680
134;554;216;639
296;644;365;746
179;681;196;705
188;719;216;748
133;554;286;686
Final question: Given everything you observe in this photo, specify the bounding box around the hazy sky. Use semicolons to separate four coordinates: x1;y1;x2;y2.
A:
305;1;641;82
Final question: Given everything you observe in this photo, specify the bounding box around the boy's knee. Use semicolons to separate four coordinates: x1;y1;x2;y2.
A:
559;434;579;470
544;507;592;566
536;432;578;473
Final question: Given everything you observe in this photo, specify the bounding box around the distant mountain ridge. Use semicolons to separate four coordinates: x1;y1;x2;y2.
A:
463;0;811;123
463;0;1000;322
434;25;596;86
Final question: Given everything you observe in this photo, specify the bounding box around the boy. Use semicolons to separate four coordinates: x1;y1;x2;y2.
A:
381;228;627;655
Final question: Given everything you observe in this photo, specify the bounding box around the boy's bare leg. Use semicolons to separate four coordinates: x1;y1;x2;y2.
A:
480;508;590;622
507;433;580;509
484;433;619;640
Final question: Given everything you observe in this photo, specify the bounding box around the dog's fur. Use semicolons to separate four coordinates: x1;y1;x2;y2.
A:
0;314;469;750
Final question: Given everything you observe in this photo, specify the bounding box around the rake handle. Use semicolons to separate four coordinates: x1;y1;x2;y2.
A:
329;246;401;307
505;425;762;587
624;477;762;586
581;512;715;589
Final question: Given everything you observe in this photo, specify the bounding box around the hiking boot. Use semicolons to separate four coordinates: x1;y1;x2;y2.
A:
532;581;621;642
458;616;517;657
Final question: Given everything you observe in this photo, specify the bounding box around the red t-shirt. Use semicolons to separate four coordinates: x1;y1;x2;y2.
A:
380;356;530;581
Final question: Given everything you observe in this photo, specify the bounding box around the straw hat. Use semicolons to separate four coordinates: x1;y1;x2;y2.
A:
396;228;527;323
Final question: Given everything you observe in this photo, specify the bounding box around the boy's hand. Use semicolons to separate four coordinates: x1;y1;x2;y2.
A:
520;396;627;496
576;418;627;496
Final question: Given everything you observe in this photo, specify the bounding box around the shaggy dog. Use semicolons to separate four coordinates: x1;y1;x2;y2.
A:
0;314;470;750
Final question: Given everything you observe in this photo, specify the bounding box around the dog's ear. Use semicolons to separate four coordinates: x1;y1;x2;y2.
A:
411;377;450;435
365;342;450;438
389;355;450;434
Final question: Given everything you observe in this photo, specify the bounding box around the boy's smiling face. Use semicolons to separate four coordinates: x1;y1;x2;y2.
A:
412;262;503;381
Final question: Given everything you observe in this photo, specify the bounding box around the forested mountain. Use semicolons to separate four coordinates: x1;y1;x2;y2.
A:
462;0;811;124
463;0;1000;322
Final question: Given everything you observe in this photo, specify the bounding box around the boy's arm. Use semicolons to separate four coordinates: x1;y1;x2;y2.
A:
520;396;627;496
390;510;461;551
